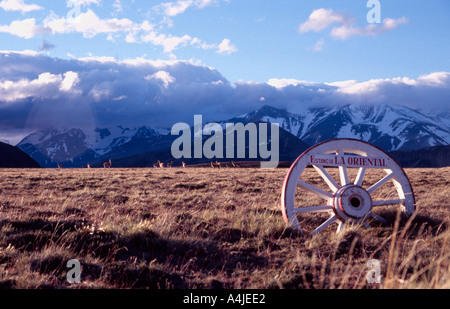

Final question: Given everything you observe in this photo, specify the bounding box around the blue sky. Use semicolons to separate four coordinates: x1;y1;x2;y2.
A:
0;0;449;144
0;0;449;83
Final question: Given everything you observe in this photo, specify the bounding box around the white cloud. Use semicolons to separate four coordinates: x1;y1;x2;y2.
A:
196;0;218;9
67;0;101;7
3;51;447;135
382;17;409;31
153;0;224;17
299;8;345;33
0;8;237;56
140;31;193;53
145;71;176;88
60;71;80;91
267;78;320;89
154;0;193;17
216;38;237;55
0;18;49;39
112;0;123;14
0;49;38;56
139;31;237;55
88;84;112;102
313;38;325;52
112;95;127;101
299;8;407;40
416;72;450;87
332;72;450;96
43;9;136;38
330;17;408;40
0;71;79;102
0;0;43;13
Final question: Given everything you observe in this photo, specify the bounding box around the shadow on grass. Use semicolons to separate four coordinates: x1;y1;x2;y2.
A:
0;218;87;251
372;209;448;238
0;217;268;288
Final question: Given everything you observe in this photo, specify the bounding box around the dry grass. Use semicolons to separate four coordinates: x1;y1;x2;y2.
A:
0;166;448;289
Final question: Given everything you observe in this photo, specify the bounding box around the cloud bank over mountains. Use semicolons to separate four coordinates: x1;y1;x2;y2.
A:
0;51;449;143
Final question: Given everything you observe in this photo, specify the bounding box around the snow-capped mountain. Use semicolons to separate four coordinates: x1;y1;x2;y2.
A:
17;128;94;167
236;104;450;152
17;126;162;168
16;103;450;168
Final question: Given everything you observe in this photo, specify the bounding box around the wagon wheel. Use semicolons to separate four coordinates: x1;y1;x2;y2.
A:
281;139;415;235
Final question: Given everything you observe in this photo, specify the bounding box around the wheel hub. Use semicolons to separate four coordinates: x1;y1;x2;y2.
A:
332;185;373;222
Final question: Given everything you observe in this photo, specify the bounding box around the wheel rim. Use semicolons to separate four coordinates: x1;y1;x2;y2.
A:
281;138;415;235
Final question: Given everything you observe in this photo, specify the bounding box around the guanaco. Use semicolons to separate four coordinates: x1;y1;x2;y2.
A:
211;161;221;169
103;159;112;168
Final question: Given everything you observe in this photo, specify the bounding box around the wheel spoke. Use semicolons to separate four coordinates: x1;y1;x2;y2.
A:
372;199;405;207
337;149;349;186
297;180;333;200
337;222;345;233
293;205;333;214
354;167;366;187
311;215;337;235
339;166;349;186
367;171;394;194
313;165;339;193
369;212;388;224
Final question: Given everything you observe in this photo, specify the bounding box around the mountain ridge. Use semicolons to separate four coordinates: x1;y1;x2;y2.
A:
235;103;449;152
15;103;450;168
0;141;41;168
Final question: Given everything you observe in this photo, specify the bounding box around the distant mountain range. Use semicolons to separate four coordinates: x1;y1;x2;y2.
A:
17;126;166;168
389;145;450;168
0;141;40;168
233;104;449;152
15;103;450;168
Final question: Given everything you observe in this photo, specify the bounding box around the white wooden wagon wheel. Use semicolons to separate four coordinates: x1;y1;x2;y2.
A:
281;139;415;235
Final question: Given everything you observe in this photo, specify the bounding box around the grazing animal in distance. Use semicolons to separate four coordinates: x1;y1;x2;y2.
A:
153;163;158;168
87;163;91;169
231;161;240;168
57;163;63;169
158;160;164;168
103;159;112;168
182;162;186;168
167;161;173;168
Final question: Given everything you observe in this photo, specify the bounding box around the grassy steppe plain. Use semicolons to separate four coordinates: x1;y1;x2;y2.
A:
0;167;448;289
